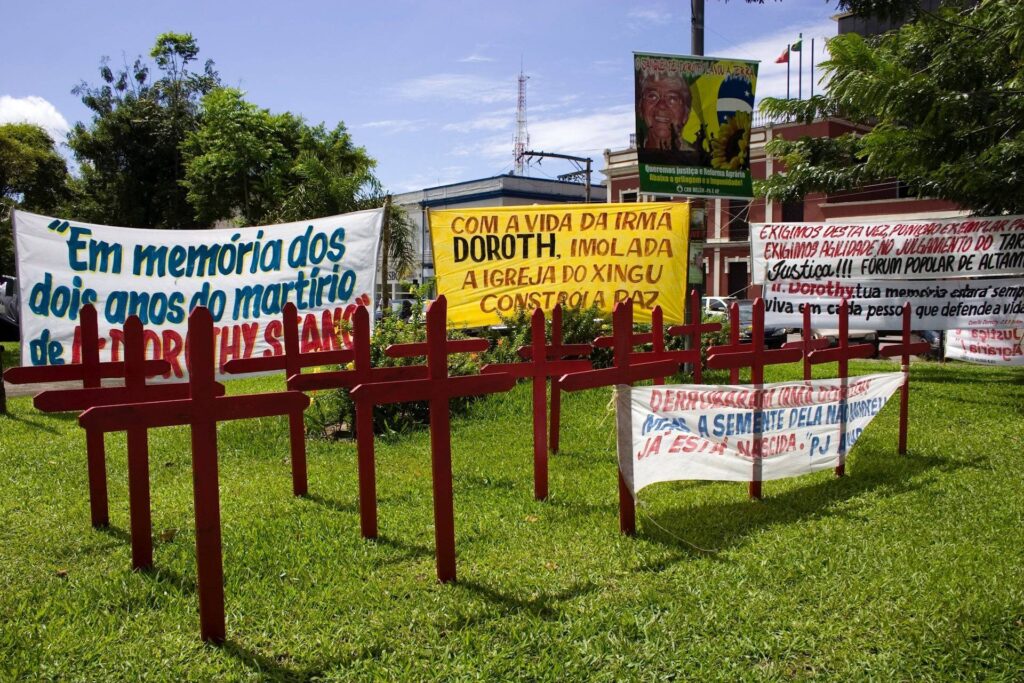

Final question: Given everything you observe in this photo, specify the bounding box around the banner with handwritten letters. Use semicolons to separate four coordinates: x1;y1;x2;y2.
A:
429;203;689;327
618;373;903;494
750;217;1024;284
944;328;1024;365
13;209;383;379
761;278;1024;330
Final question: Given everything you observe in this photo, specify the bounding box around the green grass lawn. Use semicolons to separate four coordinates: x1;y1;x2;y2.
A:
1;358;1022;681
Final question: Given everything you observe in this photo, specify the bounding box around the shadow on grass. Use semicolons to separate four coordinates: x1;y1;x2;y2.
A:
302;493;356;515
222;640;305;682
637;450;952;563
0;411;63;434
137;565;196;595
367;534;434;565
912;364;1024;386
97;524;131;543
456;577;599;621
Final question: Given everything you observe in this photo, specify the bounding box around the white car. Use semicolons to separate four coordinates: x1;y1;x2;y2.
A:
701;296;736;317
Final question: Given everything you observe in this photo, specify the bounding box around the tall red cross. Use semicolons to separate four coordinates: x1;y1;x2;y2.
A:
665;289;724;385
516;304;593;454
481;307;590;501
285;304;428;539
781;303;831;381
707;298;802;500
3;304;166;527
223;302;352;497
35;316;217;570
559;299;680;536
878;302;930;455
350;296;515;583
79;307;310;643
806;299;877;477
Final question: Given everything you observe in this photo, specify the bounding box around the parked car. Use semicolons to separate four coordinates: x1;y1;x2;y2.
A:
701;296;736;318
0;275;18;341
736;299;787;349
810;327;878;351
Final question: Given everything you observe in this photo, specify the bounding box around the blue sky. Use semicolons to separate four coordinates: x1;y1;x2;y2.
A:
2;0;840;194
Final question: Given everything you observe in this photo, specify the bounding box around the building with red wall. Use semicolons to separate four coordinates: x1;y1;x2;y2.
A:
602;116;965;299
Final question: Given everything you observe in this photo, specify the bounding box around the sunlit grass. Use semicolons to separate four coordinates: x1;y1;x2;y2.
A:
1;358;1021;680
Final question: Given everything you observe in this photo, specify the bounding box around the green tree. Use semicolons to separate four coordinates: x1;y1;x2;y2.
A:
67;32;219;228
0;123;70;273
183;88;380;227
757;0;1024;215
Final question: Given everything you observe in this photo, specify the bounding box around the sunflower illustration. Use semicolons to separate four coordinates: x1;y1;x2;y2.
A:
711;111;751;170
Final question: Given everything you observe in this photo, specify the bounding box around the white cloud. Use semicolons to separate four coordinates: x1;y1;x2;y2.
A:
442;115;511;134
454;105;636;162
0;95;70;142
392;73;515;104
706;21;837;104
359;119;427;134
459;54;494;63
627;7;675;26
390;166;468;193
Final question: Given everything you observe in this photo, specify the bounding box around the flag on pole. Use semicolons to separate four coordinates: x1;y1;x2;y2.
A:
791;39;803;52
775;47;789;64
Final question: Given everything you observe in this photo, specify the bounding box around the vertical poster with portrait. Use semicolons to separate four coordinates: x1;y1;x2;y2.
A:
634;52;758;199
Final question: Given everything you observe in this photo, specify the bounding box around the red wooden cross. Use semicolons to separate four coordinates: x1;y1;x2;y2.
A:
704;301;745;384
559;299;680;536
806;299;877;478
593;305;690;386
3;304;166;527
350;296;515;583
878;302;930;455
223;302;352;497
286;304;428;539
34;316;215;570
516;304;593;455
666;289;724;385
781;303;831;381
481;308;590;501
707;298;802;500
79;307;310;643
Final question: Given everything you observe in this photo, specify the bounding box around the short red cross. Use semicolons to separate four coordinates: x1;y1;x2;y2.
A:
79;307;310;644
877;302;930;455
224;302;353;497
560;299;680;536
665;289;723;385
516;304;593;454
593;305;691;386
781;303;831;381
4;304;166;527
35;316;215;570
285;304;428;539
481;307;590;500
707;298;802;500
806;299;877;477
350;296;515;583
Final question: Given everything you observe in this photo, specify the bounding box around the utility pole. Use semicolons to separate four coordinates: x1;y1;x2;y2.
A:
691;0;704;57
522;150;593;202
690;0;707;306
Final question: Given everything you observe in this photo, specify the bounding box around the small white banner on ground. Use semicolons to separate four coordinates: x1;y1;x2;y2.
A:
944;328;1024;365
762;278;1024;330
618;373;903;496
13;209;383;378
750;216;1024;283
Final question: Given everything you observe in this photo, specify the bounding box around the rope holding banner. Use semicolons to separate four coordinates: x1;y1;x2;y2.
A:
636;500;720;554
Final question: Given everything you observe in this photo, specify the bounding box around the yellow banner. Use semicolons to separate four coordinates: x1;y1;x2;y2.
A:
429;202;689;327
